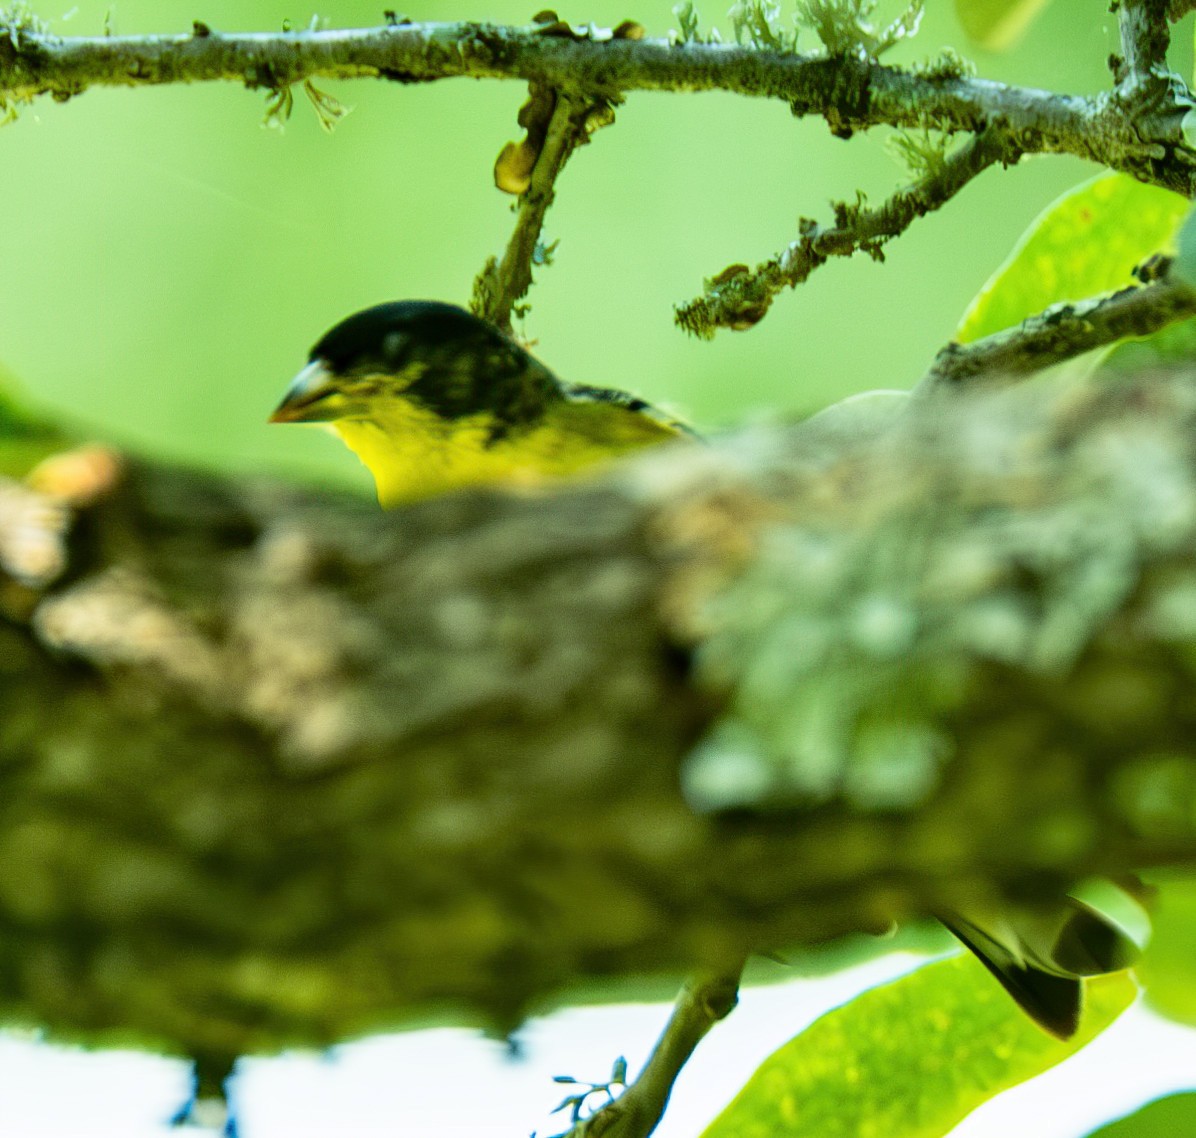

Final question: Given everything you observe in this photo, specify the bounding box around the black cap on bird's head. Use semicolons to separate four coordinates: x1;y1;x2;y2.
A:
270;300;558;426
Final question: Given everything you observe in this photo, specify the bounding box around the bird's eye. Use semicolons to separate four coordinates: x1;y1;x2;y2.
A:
382;331;406;365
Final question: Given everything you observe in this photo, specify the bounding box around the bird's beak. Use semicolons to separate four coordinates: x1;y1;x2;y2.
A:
269;360;339;424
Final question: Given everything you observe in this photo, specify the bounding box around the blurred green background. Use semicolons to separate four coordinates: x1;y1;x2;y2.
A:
0;0;1169;498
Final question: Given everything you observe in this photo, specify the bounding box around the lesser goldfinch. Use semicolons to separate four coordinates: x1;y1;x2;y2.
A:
271;303;1140;1038
269;301;690;507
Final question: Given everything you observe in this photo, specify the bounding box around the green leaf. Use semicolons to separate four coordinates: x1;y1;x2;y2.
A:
1097;198;1196;375
953;0;1051;50
1138;873;1196;1027
1083;1092;1196;1138
700;953;1135;1138
955;173;1188;344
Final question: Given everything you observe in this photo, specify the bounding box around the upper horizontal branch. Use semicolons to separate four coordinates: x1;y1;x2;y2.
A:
4;22;1185;187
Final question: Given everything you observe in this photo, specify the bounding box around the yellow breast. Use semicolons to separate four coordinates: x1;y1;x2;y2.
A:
330;398;684;508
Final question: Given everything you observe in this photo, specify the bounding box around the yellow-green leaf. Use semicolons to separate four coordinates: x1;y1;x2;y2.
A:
1138;874;1196;1026
701;953;1136;1138
954;0;1052;51
1083;1092;1196;1138
955;174;1188;344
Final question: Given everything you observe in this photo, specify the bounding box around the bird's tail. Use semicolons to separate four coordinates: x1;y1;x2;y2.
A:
941;896;1142;1039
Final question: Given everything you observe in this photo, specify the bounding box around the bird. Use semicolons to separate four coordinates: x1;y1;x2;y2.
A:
269;300;691;507
271;302;1142;1039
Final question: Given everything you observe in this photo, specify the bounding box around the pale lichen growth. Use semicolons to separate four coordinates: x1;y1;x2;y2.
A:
262;84;294;130
911;46;976;81
670;0;722;44
728;0;800;52
888;126;952;180
684;372;1196;814
0;3;44;126
796;0;923;59
302;78;352;132
0;2;48;49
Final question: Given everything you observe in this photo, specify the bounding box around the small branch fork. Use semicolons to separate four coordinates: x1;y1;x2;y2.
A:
676;127;1018;337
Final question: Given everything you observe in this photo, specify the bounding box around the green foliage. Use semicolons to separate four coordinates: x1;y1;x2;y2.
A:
1100;316;1196;375
1083;1093;1196;1138
1084;196;1196;377
701;953;1135;1138
796;0;923;59
955;173;1188;344
1136;874;1196;1027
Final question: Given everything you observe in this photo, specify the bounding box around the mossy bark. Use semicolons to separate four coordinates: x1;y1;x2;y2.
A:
2;369;1196;1075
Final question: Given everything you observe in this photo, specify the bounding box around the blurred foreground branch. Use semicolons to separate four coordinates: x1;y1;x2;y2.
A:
4;369;1196;1074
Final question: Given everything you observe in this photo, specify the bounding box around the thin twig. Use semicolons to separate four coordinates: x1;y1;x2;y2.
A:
569;964;744;1138
917;276;1196;392
676;128;1018;338
472;89;602;333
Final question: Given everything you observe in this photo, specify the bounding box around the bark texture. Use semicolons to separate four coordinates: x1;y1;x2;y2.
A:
2;368;1196;1072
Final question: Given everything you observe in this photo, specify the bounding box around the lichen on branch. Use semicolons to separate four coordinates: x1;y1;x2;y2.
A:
676;126;1016;337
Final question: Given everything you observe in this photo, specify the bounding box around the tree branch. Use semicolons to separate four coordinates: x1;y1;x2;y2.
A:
917;275;1196;391
675;127;1017;337
1118;0;1172;84
4;368;1196;1072
472;86;609;333
1;23;1192;192
571;967;743;1138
